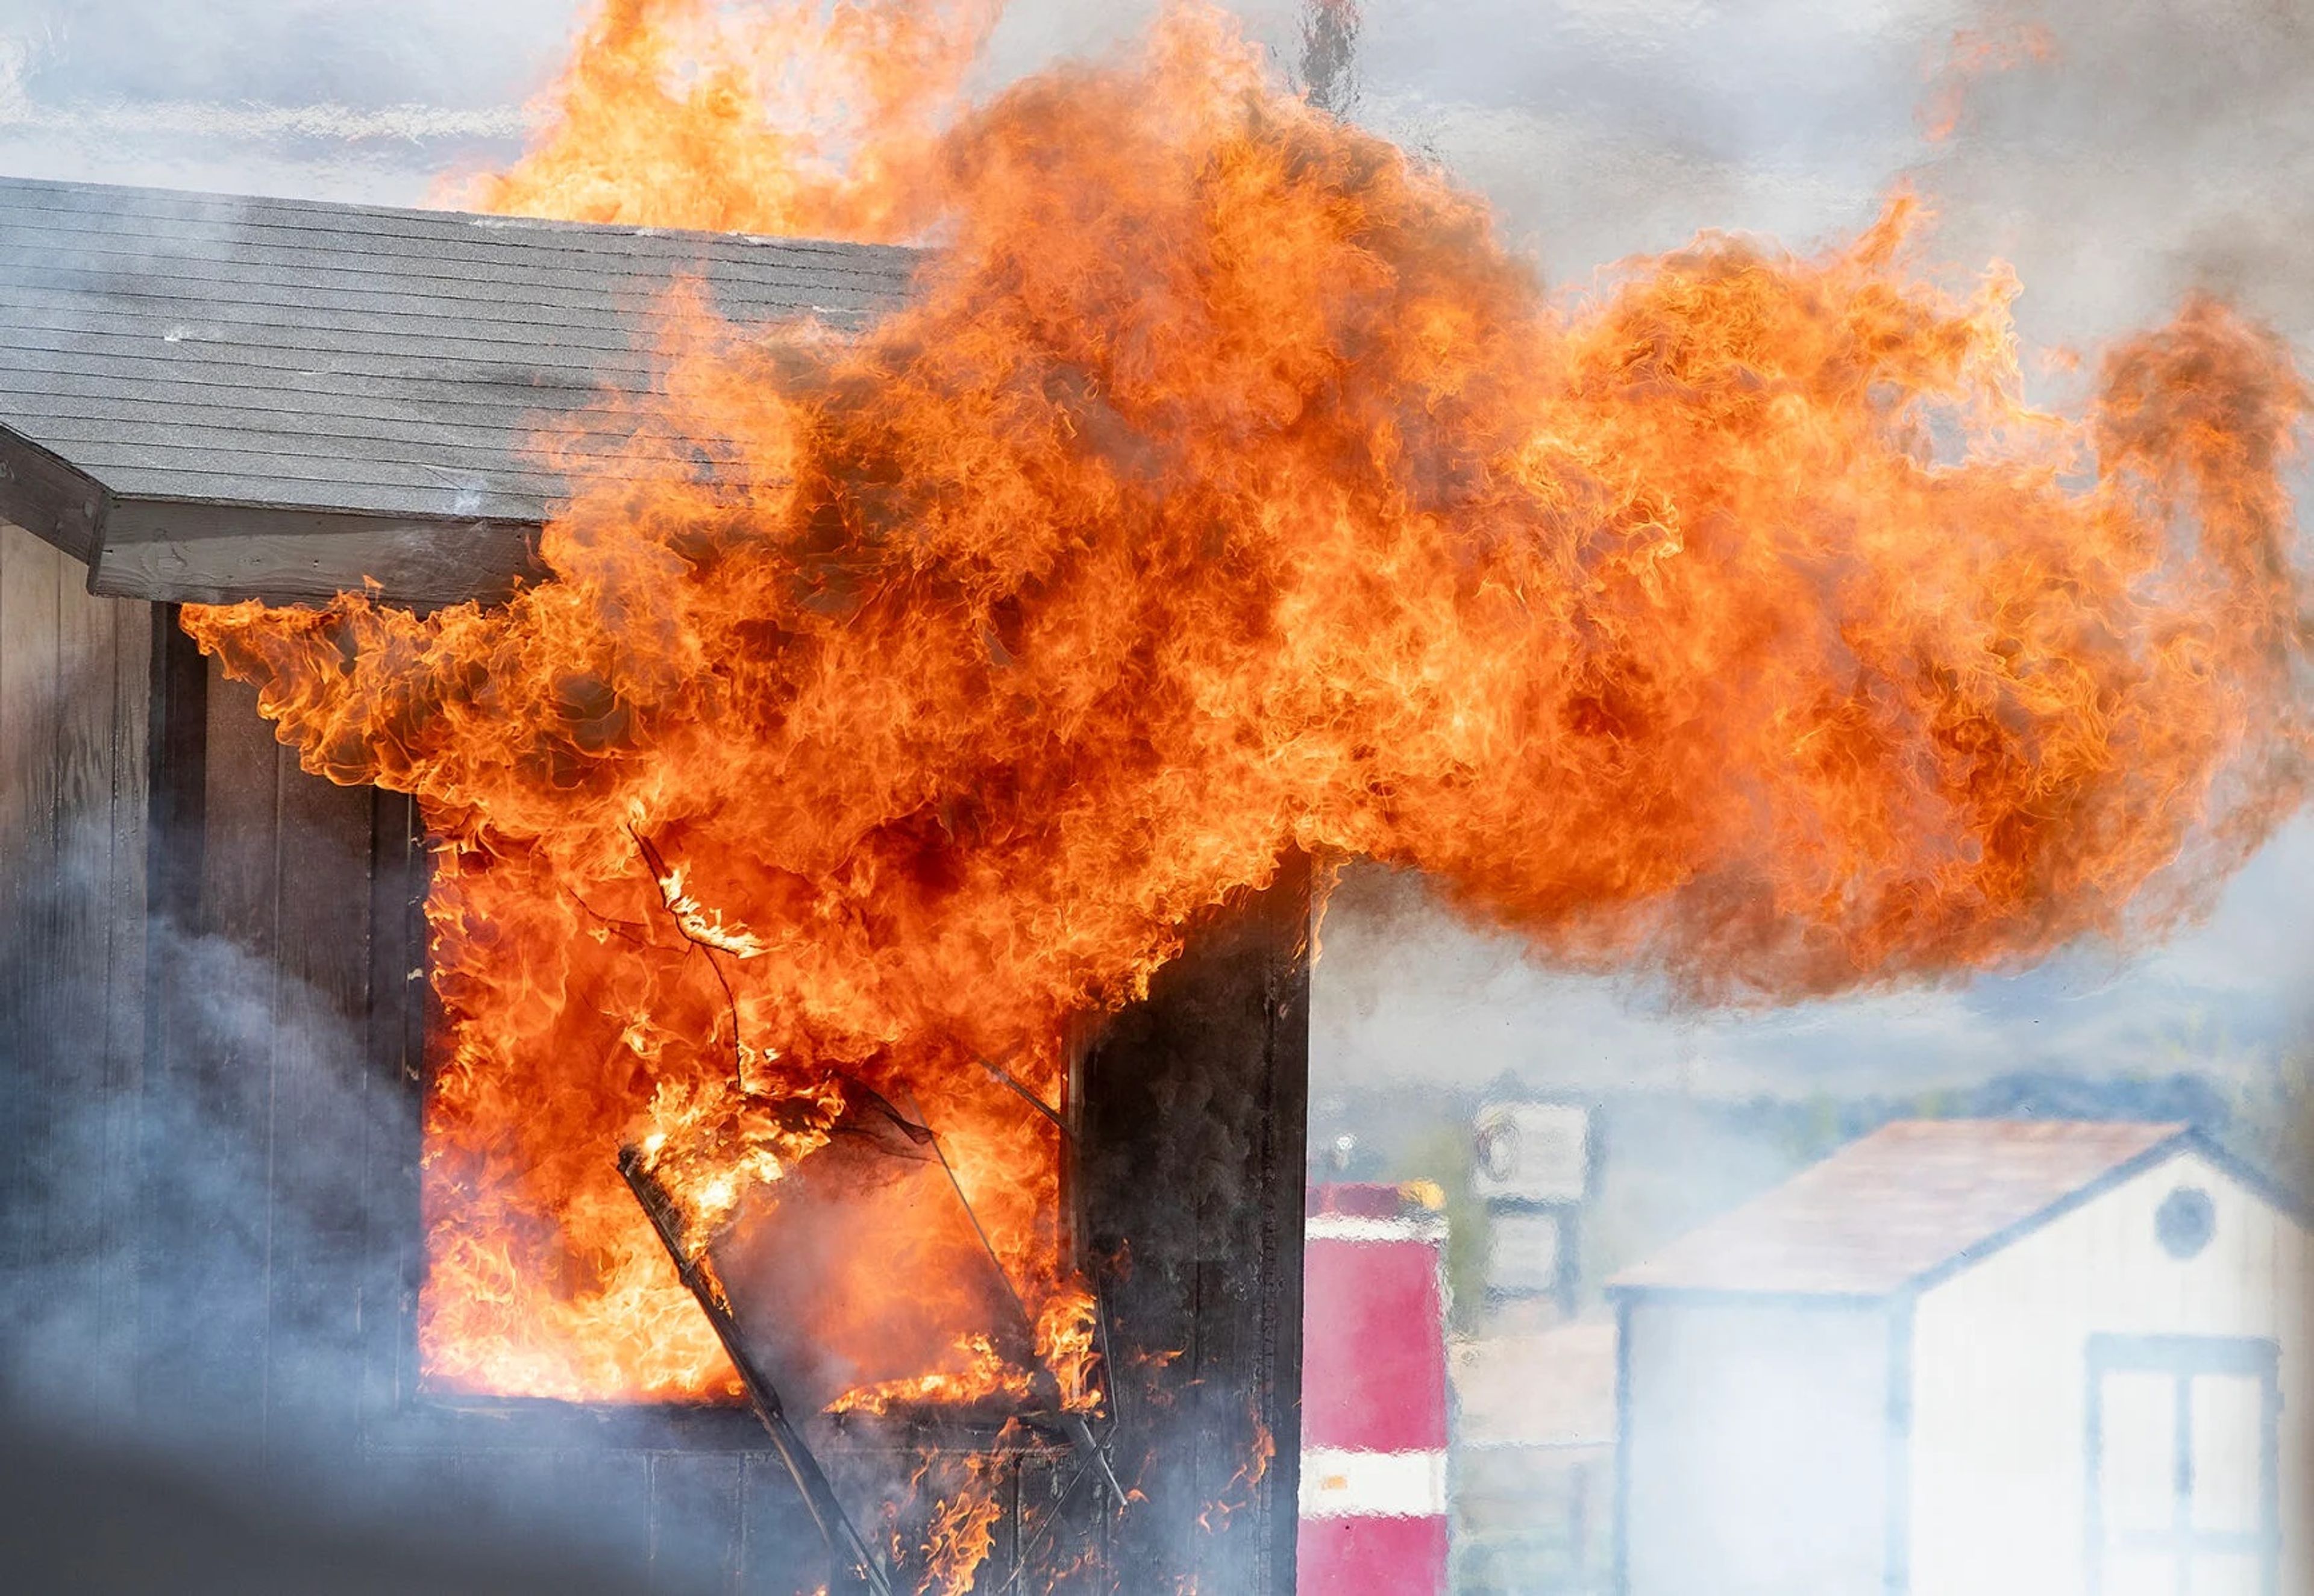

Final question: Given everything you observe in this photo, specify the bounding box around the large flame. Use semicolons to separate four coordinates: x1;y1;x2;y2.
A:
186;1;2307;1419
441;0;999;241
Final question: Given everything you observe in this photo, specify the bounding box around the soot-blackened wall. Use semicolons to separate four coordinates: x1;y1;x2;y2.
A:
1074;856;1312;1595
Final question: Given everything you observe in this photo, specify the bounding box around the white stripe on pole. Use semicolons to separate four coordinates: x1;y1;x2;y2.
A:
1303;1213;1447;1245
1297;1448;1449;1519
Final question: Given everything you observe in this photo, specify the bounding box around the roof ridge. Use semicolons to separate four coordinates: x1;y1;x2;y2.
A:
0;172;927;261
1608;1117;2199;1300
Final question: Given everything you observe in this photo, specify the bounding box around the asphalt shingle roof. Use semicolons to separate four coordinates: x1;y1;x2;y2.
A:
1608;1119;2191;1298
0;175;920;604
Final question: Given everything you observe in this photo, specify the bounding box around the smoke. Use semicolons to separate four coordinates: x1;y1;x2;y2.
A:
0;666;738;1593
1314;830;2314;1099
0;0;574;108
1916;0;2314;346
0;0;562;199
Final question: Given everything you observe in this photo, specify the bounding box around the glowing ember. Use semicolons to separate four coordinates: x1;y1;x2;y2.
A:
653;864;770;960
186;0;2309;1408
1198;1410;1276;1536
827;1332;1035;1417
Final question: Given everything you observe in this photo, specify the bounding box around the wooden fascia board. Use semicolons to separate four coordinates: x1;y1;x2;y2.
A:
92;495;545;611
2177;1127;2314;1230
0;424;111;565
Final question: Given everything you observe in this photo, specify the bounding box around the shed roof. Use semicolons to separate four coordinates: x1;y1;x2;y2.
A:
0;175;920;607
1608;1119;2193;1300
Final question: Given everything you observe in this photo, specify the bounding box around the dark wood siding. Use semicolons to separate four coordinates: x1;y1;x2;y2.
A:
0;519;150;1431
146;656;398;1465
1074;854;1312;1595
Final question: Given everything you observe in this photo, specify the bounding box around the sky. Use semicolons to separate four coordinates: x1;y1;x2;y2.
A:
1;0;2307;1103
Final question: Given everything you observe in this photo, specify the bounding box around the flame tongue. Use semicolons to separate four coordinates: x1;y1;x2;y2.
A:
449;0;1002;241
185;3;2309;1408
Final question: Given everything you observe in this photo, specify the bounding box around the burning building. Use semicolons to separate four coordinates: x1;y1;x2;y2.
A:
1610;1120;2313;1595
0;174;1307;1593
2;2;2310;1591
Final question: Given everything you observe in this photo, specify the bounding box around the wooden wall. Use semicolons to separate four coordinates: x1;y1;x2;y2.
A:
1075;855;1312;1595
147;638;835;1592
0;540;812;1589
0;519;150;1430
139;637;425;1472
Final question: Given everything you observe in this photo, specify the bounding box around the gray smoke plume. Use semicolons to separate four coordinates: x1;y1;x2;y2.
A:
0;824;691;1592
1914;0;2314;346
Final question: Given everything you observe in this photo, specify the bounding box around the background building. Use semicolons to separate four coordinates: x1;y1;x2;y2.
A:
1452;1317;1616;1592
1610;1121;2312;1596
1473;1102;1593;1322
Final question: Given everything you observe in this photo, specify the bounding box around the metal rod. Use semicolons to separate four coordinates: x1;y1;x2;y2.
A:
976;1055;1068;1135
997;1454;1097;1595
616;1147;893;1596
1061;1409;1130;1513
901;1090;1129;1515
627;825;750;1094
900;1089;1041;1341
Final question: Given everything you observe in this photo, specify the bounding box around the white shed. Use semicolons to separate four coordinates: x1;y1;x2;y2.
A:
1607;1120;2311;1596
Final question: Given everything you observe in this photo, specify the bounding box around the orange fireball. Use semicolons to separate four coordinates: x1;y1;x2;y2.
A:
187;0;2307;1429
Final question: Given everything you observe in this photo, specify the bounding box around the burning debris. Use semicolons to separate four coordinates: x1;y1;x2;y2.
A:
625;1077;1037;1425
618;1128;889;1595
619;1069;1132;1591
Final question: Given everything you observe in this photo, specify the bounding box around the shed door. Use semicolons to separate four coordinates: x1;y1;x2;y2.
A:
2087;1335;2280;1596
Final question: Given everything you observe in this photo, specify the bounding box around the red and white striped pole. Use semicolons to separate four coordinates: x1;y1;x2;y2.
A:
1299;1181;1451;1593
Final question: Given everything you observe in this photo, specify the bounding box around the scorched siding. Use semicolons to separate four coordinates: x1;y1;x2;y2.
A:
1908;1149;2314;1596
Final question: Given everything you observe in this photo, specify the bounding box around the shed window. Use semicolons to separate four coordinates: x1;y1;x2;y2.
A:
2155;1188;2217;1260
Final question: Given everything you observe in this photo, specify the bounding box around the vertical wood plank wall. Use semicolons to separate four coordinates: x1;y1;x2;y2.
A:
1076;854;1313;1595
0;519;150;1431
142;657;393;1469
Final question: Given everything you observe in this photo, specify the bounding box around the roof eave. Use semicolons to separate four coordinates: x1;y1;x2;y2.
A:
1604;1283;1899;1309
1604;1121;2248;1302
0;425;109;566
1901;1127;2198;1297
91;492;544;611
